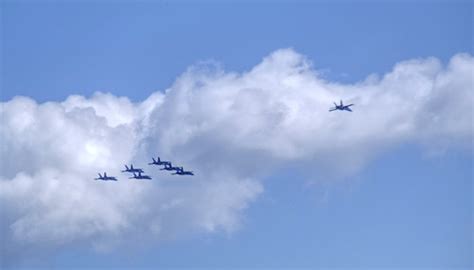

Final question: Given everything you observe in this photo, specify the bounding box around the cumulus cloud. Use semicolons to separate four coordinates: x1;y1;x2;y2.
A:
1;49;472;264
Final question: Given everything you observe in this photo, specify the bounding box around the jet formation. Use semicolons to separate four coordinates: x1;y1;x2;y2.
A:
95;100;352;182
94;157;194;182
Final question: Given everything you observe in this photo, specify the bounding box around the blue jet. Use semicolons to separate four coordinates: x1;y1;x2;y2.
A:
160;163;180;171
121;164;144;173
172;167;194;176
129;171;152;180
329;100;354;112
94;172;118;181
148;157;171;166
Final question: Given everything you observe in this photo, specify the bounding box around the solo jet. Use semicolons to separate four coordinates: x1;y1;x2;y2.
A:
172;167;194;176
94;172;118;181
329;100;354;112
121;164;144;173
160;163;180;171
148;157;171;166
129;171;152;180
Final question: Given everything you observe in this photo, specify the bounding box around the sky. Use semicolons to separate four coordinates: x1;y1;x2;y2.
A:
1;1;473;269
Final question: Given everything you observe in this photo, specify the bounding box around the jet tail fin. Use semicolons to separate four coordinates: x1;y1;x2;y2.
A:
98;173;102;178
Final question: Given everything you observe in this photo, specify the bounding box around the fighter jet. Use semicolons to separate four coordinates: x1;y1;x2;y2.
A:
148;157;171;166
129;171;152;180
329;100;354;112
172;167;194;176
160;163;180;171
94;172;118;181
121;164;144;173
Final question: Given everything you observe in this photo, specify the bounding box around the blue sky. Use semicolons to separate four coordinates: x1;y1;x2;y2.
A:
1;1;472;269
3;1;472;102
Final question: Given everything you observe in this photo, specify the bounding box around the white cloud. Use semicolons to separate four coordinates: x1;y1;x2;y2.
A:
0;49;472;264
